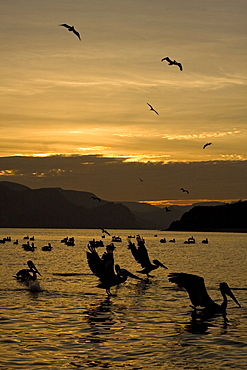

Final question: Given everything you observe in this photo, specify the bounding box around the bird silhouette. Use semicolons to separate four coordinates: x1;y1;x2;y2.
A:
14;260;41;283
180;187;189;194
168;273;241;321
59;24;81;40
161;57;183;71
203;143;212;149
139;178;143;182
87;243;141;295
100;227;111;236
91;196;101;202
128;236;168;278
147;103;159;115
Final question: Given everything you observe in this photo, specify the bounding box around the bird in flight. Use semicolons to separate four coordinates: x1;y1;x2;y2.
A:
203;142;212;149
161;57;183;71
100;228;111;236
180;188;189;194
139;178;143;182
147;103;159;115
91;196;101;202
59;24;81;40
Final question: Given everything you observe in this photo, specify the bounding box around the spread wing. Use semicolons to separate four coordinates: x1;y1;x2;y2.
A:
168;273;214;308
128;239;152;269
73;29;81;40
60;24;70;28
161;57;172;63
87;245;115;281
176;62;183;71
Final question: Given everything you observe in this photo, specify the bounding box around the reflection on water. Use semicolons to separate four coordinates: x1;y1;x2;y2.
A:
0;229;247;369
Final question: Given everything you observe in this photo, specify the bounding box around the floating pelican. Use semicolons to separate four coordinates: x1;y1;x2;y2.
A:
168;273;241;320
87;243;141;296
203;142;212;149
14;260;41;284
42;242;52;251
59;24;81;40
128;236;168;278
147;103;159;115
161;57;183;71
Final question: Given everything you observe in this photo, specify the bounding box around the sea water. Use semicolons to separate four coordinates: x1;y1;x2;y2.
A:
0;228;247;369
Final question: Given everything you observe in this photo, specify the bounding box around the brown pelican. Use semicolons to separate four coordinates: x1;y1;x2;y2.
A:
14;260;41;283
161;57;183;71
87;243;141;296
42;242;52;251
147;103;159;115
168;273;241;320
128;237;168;278
180;187;189;194
59;24;81;40
203;142;212;149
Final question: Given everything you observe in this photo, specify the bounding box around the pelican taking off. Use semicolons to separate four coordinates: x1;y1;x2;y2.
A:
59;24;81;40
203;142;212;149
161;57;183;71
128;236;168;278
87;243;141;296
168;273;241;320
147;103;159;115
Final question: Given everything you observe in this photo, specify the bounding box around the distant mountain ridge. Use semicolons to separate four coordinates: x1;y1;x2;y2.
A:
0;181;245;231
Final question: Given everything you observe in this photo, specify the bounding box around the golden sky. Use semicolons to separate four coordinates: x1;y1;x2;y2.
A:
0;0;246;203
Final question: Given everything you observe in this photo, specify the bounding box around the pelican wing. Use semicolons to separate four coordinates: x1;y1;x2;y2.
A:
73;29;81;40
176;62;183;71
60;24;70;28
168;273;214;308
128;240;152;268
161;57;172;63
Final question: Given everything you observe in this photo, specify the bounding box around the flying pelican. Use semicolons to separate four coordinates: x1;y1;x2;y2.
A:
147;103;159;115
128;237;168;278
91;196;101;202
180;187;189;194
59;24;81;40
139;178;144;182
87;243;141;296
203;142;212;149
100;227;111;236
14;260;41;283
161;57;183;71
168;273;241;320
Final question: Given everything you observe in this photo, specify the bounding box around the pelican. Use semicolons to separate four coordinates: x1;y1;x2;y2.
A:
168;273;241;320
180;187;189;194
59;24;81;40
14;260;41;284
87;243;141;296
203;142;212;149
147;103;159;115
42;242;52;251
161;57;183;71
128;236;168;278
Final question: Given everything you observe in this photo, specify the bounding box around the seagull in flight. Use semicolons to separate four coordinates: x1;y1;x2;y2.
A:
59;24;81;40
147;103;159;115
180;187;189;194
161;57;183;71
203;142;212;149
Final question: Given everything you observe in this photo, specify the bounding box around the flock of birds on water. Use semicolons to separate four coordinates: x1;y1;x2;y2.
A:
9;232;241;323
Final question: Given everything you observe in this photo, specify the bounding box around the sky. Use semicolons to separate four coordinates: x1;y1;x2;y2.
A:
0;0;247;205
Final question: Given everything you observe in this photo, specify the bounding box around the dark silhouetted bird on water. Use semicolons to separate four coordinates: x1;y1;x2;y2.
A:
87;243;141;296
59;24;81;40
203;142;212;149
147;103;159;115
168;273;241;321
14;260;41;284
180;187;189;194
128;236;168;278
161;57;183;71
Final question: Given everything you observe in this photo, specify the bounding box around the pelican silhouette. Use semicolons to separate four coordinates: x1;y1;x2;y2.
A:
87;243;141;295
161;57;183;71
180;187;189;194
59;24;81;40
147;103;159;115
128;236;168;278
14;260;41;283
203;142;212;149
168;273;241;320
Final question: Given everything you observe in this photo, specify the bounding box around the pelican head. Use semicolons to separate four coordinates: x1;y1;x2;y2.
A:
153;259;168;269
27;260;41;276
220;282;241;307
